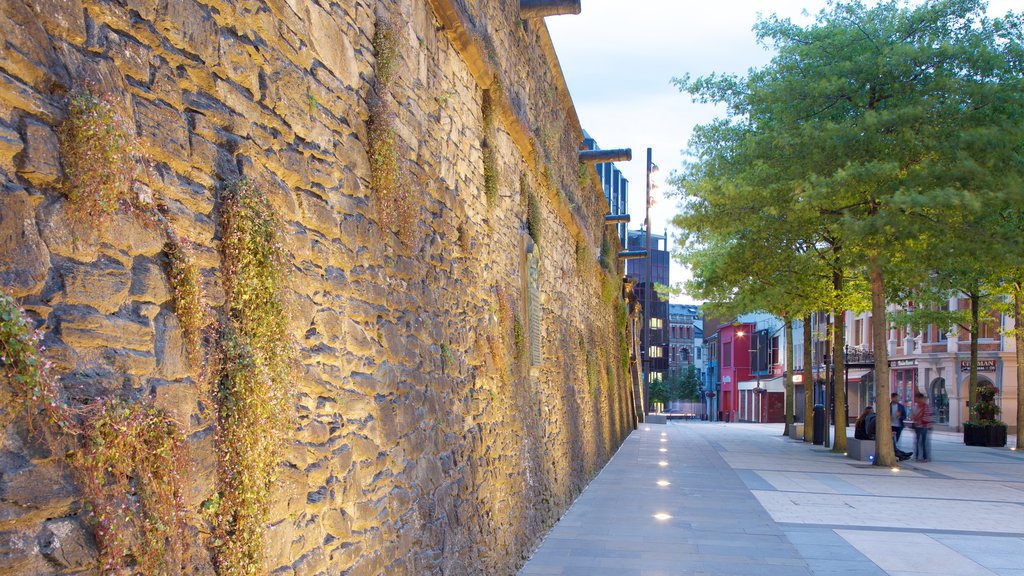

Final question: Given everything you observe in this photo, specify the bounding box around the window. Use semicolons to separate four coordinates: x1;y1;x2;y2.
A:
724;341;732;367
696;348;702;360
649;346;663;358
650;318;663;330
980;311;1000;340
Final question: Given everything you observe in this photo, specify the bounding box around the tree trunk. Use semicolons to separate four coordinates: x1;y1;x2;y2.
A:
803;315;814;443
969;292;980;419
869;256;896;466
832;308;847;453
1016;281;1023;450
784;318;795;436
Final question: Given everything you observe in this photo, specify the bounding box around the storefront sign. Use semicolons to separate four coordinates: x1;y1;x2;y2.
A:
888;359;917;367
961;359;997;373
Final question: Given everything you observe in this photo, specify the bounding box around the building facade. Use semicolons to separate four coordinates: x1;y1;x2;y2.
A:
668;304;700;378
627;229;670;405
843;299;1019;433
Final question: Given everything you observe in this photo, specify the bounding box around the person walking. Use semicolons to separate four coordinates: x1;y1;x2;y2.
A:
891;393;910;460
911;391;934;462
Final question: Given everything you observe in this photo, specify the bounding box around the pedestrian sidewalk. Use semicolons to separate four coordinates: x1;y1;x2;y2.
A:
518;421;1024;576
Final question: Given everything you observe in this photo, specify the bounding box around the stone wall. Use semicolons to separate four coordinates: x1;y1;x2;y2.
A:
0;0;636;574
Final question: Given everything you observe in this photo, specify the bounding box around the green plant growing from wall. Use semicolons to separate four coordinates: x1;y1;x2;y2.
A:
513;315;525;362
575;234;591;274
617;301;630;376
58;89;144;219
214;179;293;576
1;293;62;428
527;188;542;245
577;160;591;189
481;89;499;204
599;229;613;272
75;399;190;575
601;273;620;306
2;294;190;574
165;239;208;367
587;351;599;398
369;14;416;245
440;342;454;374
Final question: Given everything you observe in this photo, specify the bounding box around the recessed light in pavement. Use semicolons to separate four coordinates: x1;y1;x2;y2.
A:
660;438;667;442
656;480;670;487
658;461;668;467
653;513;672;520
659;448;667;453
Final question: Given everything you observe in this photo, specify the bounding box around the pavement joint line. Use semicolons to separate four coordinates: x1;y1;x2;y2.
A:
756;488;1024;505
776;523;1024;538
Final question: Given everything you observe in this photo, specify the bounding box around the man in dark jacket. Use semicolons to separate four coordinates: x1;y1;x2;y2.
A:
891;393;911;460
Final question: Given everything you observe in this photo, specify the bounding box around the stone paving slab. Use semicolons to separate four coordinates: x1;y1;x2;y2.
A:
518;421;1024;576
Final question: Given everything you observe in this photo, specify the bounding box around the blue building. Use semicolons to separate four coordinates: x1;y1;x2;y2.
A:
582;131;628;246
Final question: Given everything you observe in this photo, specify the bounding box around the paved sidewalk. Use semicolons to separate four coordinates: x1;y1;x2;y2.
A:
518;422;1024;576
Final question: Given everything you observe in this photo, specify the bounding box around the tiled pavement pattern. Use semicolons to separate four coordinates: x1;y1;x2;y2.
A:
519;421;1024;576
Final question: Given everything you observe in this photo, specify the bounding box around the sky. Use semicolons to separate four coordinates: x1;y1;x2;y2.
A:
546;0;1019;304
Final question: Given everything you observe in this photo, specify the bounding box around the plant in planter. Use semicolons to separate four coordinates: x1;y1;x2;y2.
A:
963;381;1007;447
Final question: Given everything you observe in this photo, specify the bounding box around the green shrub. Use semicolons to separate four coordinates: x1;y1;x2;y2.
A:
58;90;143;219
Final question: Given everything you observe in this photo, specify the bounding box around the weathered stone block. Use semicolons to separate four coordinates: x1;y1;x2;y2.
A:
156;0;219;64
216;31;261;97
36;517;95;571
95;27;151;82
135;97;190;173
0;123;24;170
151;378;198;428
0;1;66;93
56;308;154;352
0;459;76;517
129;255;173;305
0;187;50;298
154;311;192;381
308;3;360;88
15;119;60;186
57;256;130;314
102;347;157;376
0;530;51;575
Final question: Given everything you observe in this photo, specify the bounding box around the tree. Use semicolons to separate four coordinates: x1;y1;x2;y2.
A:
672;0;1024;466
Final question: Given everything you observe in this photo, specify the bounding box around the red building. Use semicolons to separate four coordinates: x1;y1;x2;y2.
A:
717;322;754;422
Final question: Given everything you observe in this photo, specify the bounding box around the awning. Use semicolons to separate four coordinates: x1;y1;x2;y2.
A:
737;376;785;392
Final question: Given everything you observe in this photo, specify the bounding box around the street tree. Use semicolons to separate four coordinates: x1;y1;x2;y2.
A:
672;0;1024;466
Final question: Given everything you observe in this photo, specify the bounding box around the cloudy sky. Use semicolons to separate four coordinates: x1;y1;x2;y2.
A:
546;0;1019;303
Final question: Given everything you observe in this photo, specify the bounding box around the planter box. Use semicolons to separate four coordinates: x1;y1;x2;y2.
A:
963;423;1007;447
